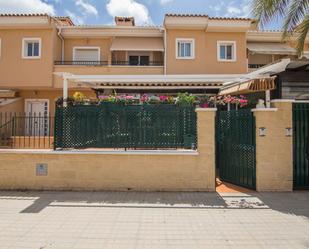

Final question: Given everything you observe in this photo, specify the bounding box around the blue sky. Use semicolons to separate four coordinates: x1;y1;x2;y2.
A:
0;0;280;29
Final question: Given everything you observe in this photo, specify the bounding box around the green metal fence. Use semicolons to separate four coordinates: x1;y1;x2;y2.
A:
54;104;197;150
216;109;256;189
293;103;309;189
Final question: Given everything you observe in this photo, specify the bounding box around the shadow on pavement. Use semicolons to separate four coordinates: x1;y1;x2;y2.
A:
0;191;308;218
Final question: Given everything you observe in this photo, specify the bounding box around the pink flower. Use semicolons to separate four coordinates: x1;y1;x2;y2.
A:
159;95;168;101
99;95;109;100
140;94;149;102
239;99;248;103
125;95;133;100
200;103;209;108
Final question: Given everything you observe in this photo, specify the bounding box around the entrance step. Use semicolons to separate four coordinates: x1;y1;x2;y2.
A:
216;178;254;193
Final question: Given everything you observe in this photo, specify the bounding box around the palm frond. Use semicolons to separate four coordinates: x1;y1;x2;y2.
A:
282;0;309;38
295;14;309;56
252;0;290;28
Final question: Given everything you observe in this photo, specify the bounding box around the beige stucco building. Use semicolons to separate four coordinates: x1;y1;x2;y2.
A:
0;13;308;116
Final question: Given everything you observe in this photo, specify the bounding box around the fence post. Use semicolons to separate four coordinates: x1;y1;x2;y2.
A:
252;100;293;191
196;108;217;191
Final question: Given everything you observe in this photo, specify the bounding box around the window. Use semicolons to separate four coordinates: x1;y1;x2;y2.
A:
176;39;194;59
217;41;236;62
129;55;149;66
73;47;100;62
22;38;41;59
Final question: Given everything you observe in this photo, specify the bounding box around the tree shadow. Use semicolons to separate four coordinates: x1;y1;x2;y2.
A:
0;191;307;218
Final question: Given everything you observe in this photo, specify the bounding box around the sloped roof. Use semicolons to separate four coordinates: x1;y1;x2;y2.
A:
0;13;74;26
0;13;48;17
165;13;252;21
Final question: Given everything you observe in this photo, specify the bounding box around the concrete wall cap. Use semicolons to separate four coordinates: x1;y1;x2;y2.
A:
294;100;309;103
195;108;217;112
271;99;295;103
0;149;198;156
252;108;278;112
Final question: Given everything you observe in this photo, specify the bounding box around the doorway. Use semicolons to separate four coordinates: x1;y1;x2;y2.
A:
25;99;49;136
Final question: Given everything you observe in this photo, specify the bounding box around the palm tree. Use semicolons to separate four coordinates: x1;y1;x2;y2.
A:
252;0;309;56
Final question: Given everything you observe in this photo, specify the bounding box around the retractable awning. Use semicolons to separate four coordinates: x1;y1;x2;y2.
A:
220;77;276;95
219;59;291;95
247;42;297;55
0;90;16;98
110;37;164;51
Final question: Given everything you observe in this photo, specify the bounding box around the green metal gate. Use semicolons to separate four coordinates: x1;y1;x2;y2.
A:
216;109;256;189
293;103;309;189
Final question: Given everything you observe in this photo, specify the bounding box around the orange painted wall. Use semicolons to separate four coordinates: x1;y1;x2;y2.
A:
166;29;248;74
0;28;56;88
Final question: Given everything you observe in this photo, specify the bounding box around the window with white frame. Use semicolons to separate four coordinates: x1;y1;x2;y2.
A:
217;41;236;61
176;39;194;59
22;38;41;59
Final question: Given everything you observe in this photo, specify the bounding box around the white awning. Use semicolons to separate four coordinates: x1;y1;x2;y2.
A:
110;37;164;51
54;74;242;84
247;42;297;55
54;73;243;92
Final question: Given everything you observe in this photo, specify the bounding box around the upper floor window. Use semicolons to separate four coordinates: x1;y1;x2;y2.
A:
73;47;100;63
176;39;195;59
217;41;236;62
22;38;41;59
129;55;149;66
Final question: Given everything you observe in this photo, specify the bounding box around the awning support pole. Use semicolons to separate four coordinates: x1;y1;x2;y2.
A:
265;90;271;108
63;77;68;107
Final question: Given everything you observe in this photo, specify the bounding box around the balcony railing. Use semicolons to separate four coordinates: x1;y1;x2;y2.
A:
54;61;164;66
248;64;266;69
112;61;164;66
55;61;109;66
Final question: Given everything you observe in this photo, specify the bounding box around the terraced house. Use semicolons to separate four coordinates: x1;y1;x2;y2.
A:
1;13;309;116
0;12;309;193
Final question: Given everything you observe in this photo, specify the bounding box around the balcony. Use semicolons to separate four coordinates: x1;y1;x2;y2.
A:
54;60;164;67
55;61;109;66
111;61;164;66
248;64;266;72
53;60;164;88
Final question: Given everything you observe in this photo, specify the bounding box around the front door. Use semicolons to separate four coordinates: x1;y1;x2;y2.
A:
25;100;49;136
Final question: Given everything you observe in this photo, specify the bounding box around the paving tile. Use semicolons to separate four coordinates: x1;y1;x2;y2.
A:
0;191;308;249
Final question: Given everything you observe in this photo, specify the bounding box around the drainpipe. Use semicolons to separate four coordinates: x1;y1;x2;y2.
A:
163;28;167;75
50;16;65;62
57;27;65;62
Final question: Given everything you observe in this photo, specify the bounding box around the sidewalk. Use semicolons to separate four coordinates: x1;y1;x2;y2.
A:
0;190;308;249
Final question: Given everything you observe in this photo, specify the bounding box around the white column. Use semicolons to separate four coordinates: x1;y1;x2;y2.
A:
63;77;68;107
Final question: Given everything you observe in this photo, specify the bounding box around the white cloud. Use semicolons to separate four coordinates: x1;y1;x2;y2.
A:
65;9;85;24
160;0;173;5
218;0;252;18
227;6;242;15
0;0;55;15
75;0;98;16
106;0;152;25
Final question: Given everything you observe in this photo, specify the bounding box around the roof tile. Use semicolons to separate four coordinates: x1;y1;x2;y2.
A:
165;13;252;21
